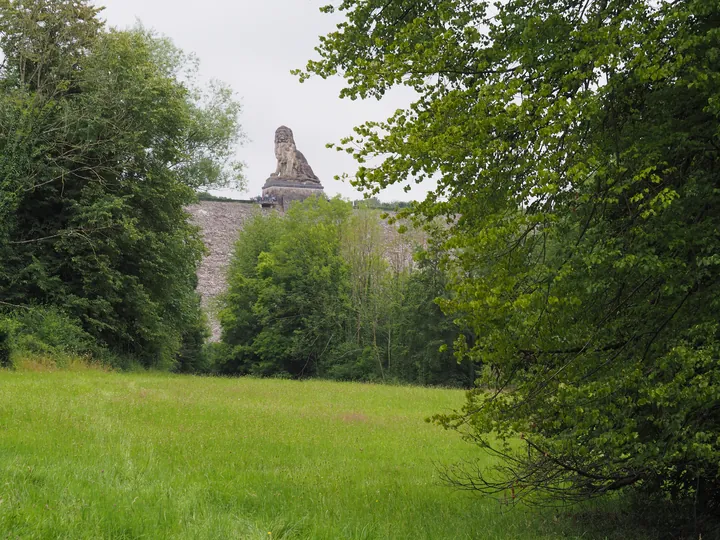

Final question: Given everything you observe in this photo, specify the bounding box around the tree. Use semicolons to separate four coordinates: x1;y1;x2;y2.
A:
339;207;391;380
392;243;475;387
0;1;244;368
216;210;284;374
219;197;351;377
301;0;720;515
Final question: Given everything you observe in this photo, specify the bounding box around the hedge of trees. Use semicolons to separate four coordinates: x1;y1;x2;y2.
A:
0;0;243;369
214;197;474;387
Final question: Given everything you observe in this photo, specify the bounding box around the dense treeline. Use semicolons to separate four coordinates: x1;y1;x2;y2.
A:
303;0;720;527
350;197;412;211
0;0;243;369
215;197;474;387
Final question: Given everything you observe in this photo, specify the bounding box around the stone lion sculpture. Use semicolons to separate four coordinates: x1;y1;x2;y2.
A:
270;126;320;183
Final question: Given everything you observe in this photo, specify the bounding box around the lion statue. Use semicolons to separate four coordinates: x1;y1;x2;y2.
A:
270;126;320;183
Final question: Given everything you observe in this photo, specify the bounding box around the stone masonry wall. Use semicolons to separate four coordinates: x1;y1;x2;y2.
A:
187;201;273;340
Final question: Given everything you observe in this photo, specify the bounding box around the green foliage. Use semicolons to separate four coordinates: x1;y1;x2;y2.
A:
391;248;475;386
219;198;472;386
0;322;12;368
215;209;283;374
219;197;352;377
0;307;95;367
0;1;244;368
12;308;93;355
303;0;720;517
351;197;413;211
173;296;212;374
196;191;243;202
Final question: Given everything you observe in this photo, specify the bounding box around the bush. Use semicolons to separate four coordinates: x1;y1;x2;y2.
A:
0;321;13;368
173;297;212;374
13;308;94;355
0;307;96;365
324;345;380;382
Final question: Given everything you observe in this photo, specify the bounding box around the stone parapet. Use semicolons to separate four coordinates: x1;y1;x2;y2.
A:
263;178;324;190
262;178;325;210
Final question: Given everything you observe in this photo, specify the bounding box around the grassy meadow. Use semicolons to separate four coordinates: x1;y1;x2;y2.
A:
0;367;645;539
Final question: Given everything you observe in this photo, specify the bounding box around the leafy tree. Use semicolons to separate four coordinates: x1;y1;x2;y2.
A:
0;1;244;368
219;197;351;377
301;0;720;516
391;245;475;387
351;198;412;211
216;210;284;374
339;207;390;380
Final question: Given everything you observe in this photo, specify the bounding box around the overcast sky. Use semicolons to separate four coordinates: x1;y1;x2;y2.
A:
96;0;426;202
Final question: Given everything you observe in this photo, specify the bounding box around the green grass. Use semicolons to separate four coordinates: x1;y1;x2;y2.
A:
0;369;646;539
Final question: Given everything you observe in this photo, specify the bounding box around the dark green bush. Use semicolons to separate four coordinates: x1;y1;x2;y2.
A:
324;345;379;382
0;322;12;368
0;307;96;366
173;297;212;374
12;307;94;356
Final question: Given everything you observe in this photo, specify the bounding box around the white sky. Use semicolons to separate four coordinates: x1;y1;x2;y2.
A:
96;0;427;202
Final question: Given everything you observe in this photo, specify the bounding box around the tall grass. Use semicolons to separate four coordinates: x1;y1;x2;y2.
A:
0;370;649;539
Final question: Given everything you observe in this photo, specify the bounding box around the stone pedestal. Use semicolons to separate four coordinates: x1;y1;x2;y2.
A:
261;178;324;210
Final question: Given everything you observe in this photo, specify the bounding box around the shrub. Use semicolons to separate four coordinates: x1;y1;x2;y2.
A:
0;307;96;366
324;345;379;382
173;297;212;374
0;321;13;368
13;307;94;355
